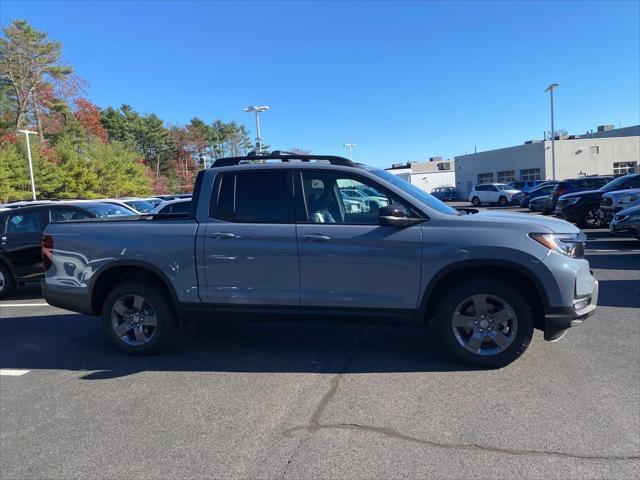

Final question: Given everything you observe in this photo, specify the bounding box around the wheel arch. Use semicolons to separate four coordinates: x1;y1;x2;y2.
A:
89;261;179;316
417;259;549;330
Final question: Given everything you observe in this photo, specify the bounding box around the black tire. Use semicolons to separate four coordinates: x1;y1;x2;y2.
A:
434;277;534;368
579;204;602;229
102;281;177;355
471;196;481;207
498;196;508;207
0;262;16;299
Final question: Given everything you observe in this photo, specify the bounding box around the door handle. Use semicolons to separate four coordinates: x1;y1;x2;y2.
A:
304;234;331;242
209;232;241;239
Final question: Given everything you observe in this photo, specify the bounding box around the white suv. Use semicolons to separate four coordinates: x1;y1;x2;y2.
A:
469;183;521;207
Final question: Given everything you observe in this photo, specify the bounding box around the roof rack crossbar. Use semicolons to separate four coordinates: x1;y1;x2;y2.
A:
211;152;355;168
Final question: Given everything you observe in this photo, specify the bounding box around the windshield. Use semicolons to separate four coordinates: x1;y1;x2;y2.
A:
496;184;511;190
125;200;154;212
85;204;137;217
370;169;459;215
600;175;634;192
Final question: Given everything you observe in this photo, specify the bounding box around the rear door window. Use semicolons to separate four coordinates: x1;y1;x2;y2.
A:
586;178;606;189
213;171;292;223
6;210;44;233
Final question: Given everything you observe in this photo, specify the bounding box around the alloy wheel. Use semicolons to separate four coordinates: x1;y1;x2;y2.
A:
451;294;518;356
584;207;600;227
111;294;158;346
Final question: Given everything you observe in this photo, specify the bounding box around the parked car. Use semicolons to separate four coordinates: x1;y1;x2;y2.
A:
468;183;521;207
150;198;192;214
508;180;542;193
42;152;598;368
0;202;136;298
599;188;640;224
431;186;458;201
520;182;558;207
609;204;640;239
120;199;156;213
555;174;640;228
548;176;614;215
529;194;552;214
340;188;389;211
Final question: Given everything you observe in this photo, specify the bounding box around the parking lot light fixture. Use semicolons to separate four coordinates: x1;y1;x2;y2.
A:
244;105;270;154
544;83;559;180
17;129;38;200
343;143;357;160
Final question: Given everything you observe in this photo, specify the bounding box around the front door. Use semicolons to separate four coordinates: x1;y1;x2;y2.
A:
203;169;300;311
296;170;423;321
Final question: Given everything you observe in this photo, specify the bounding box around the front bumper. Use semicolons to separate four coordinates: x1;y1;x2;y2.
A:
543;279;598;341
610;219;640;238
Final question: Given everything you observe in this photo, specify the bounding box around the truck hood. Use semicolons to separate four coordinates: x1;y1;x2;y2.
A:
560;189;602;200
465;210;579;233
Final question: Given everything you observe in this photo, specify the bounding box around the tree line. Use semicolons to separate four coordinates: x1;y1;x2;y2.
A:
0;19;272;202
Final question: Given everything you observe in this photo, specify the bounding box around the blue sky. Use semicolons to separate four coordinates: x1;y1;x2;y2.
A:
2;0;639;167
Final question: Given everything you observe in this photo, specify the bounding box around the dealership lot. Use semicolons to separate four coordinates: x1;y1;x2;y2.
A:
1;208;639;479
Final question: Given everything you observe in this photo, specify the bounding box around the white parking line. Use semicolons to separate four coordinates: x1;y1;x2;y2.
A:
0;303;49;307
0;369;30;376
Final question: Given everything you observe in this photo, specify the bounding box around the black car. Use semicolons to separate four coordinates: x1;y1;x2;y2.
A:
0;202;134;298
548;176;614;215
555;174;640;228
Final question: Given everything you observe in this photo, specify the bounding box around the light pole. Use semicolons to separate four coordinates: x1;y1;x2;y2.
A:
17;129;38;200
545;83;559;180
343;143;356;160
244;105;270;154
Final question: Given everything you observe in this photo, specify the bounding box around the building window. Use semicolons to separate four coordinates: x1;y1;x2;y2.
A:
497;170;516;183
520;168;541;181
590;146;600;154
613;162;637;175
477;173;493;184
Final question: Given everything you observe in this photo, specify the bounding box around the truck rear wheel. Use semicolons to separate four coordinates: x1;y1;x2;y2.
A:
434;278;534;368
102;281;177;355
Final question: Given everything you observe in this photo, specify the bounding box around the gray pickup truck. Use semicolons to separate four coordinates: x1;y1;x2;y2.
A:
42;153;598;368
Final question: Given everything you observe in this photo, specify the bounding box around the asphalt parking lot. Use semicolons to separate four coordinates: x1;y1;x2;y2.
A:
1;207;639;479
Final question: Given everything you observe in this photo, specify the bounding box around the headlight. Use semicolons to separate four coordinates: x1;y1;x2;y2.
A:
563;197;580;205
529;233;586;258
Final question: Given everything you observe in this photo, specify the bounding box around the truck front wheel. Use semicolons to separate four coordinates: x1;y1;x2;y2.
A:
102;281;177;355
434;278;534;368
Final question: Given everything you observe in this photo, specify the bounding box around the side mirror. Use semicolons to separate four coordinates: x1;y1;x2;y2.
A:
378;204;422;227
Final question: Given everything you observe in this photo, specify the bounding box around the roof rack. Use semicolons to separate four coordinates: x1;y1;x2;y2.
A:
211;151;356;168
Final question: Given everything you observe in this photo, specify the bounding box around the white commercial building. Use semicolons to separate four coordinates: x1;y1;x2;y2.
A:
386;158;456;193
454;124;639;198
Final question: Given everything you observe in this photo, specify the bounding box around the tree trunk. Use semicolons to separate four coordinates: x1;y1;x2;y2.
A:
31;92;44;142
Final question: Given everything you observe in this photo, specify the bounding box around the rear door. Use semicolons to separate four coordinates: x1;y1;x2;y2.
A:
1;208;46;281
203;169;299;310
296;170;423;319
